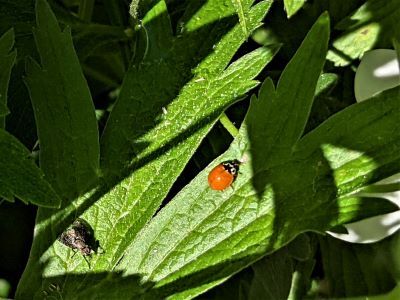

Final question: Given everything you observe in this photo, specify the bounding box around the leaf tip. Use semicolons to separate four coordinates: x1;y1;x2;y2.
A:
259;77;276;99
0;28;15;48
24;56;42;76
35;0;59;31
318;11;331;29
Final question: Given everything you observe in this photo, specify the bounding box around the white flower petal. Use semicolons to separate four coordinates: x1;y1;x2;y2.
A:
354;49;400;102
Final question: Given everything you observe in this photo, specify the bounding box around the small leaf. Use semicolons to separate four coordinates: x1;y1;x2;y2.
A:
319;235;397;297
315;73;338;97
0;28;17;128
0;128;61;207
249;248;293;299
327;0;400;66
129;0;140;19
284;0;307;18
231;0;251;37
0;0;38;148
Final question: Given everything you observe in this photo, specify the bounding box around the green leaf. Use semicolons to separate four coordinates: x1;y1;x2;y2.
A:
284;0;307;18
0;278;10;299
24;0;99;199
327;0;400;66
202;234;317;300
16;2;100;295
287;257;316;300
78;0;95;21
72;23;129;62
287;233;312;261
91;0;275;271
0;0;38;148
247;12;329;167
139;0;173;61
295;87;400;197
100;0;274;176
115;12;331;293
198;269;253;300
0;0;36;61
363;285;400;300
0;128;61;207
0;28;16;128
112;15;400;299
0;0;126;146
319;234;397;297
320;0;366;24
361;182;400;194
249;248;294;299
315;73;338;97
76;44;277;297
231;0;251;37
305;73;341;133
17;1;277;298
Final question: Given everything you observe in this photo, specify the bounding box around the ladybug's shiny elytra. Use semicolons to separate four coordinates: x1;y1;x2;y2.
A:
208;160;240;190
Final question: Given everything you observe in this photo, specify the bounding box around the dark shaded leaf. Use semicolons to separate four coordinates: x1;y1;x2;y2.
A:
0;28;16;128
0;128;61;207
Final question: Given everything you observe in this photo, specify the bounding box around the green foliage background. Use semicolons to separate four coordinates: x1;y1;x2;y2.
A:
0;0;399;299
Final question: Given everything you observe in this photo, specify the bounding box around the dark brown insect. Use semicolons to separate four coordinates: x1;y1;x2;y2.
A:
58;218;97;257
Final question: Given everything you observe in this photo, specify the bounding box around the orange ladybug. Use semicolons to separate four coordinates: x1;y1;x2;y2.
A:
208;160;240;190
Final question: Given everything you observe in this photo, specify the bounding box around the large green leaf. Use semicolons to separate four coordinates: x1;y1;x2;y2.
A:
16;0;278;298
24;0;99;199
0;128;61;207
95;0;276;268
16;1;100;296
110;14;399;299
115;11;329;294
100;0;274;175
113;87;399;299
0;28;16;128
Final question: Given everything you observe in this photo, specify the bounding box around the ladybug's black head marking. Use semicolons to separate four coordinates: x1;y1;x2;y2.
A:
222;159;240;177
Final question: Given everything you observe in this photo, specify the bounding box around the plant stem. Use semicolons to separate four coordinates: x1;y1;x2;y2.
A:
219;112;239;137
79;0;95;22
